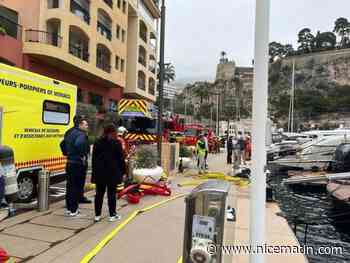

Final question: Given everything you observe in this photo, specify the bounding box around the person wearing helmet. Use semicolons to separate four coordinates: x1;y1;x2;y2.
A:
117;126;129;157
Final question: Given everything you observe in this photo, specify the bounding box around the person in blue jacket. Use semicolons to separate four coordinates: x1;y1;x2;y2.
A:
62;116;90;217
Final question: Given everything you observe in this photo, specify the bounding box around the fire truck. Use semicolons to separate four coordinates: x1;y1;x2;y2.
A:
182;124;219;153
118;99;158;145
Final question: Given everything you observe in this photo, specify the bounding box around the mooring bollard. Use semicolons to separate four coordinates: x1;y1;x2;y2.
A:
38;170;49;212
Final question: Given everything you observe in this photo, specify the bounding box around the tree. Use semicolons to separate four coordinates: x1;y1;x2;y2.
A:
192;82;211;104
269;42;284;62
269;42;295;62
313;31;337;51
157;63;176;83
333;17;350;48
297;28;315;53
283;44;295;57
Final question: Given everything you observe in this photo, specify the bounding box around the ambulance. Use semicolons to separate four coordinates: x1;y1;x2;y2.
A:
0;63;77;202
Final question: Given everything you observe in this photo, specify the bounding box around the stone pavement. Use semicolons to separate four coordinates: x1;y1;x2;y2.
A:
0;152;307;263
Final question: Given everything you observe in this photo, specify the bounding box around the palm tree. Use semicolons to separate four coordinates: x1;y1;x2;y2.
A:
158;63;176;83
192;82;211;104
333;17;350;48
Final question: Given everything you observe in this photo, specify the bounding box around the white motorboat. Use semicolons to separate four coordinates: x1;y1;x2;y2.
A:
270;135;350;170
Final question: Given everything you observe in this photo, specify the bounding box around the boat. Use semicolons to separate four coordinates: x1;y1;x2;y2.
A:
269;136;350;171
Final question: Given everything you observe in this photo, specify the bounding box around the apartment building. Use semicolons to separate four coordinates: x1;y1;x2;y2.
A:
125;0;160;102
0;0;160;110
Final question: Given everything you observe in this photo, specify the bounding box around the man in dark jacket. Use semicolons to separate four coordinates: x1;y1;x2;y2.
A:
63;116;90;217
227;136;233;164
92;124;126;222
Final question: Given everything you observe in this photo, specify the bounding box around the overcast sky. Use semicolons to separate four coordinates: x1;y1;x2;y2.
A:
165;0;350;84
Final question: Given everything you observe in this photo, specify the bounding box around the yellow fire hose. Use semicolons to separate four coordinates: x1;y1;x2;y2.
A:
80;193;186;263
178;172;250;188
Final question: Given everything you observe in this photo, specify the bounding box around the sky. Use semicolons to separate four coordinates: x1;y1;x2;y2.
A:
165;0;350;85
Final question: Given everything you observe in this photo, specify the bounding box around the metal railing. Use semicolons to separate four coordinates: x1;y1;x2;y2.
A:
0;15;22;40
69;43;89;62
97;59;111;73
25;29;62;47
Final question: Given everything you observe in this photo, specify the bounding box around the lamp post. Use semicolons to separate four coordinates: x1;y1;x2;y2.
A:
157;0;166;165
250;1;270;263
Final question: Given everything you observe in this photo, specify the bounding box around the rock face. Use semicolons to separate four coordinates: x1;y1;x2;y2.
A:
269;48;350;128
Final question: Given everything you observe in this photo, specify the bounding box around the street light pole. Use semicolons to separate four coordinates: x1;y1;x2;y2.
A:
216;93;219;136
157;0;166;165
250;1;270;263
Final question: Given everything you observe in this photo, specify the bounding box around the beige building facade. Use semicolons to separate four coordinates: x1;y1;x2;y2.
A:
125;0;160;102
0;0;160;109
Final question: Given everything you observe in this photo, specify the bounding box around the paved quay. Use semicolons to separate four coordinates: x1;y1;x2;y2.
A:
0;153;307;263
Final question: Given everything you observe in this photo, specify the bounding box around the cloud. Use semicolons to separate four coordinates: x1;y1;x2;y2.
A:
165;0;350;82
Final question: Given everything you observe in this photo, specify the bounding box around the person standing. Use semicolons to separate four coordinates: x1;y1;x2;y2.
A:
196;135;207;175
245;135;252;161
62;116;90;217
237;131;246;165
92;124;126;222
227;136;233;164
203;132;209;169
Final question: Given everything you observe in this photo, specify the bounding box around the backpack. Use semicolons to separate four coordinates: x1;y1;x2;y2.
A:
60;139;68;156
60;128;78;156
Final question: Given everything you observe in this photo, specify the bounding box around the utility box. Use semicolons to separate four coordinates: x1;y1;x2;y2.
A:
182;180;236;263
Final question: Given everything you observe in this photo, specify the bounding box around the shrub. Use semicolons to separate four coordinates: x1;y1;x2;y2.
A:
134;145;158;169
0;26;6;36
179;145;192;157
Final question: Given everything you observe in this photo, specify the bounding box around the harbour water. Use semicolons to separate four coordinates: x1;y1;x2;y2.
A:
269;170;350;263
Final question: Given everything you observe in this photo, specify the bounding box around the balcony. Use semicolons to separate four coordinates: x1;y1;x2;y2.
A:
138;70;146;90
69;25;89;61
97;44;111;73
148;78;155;95
97;9;112;41
138;45;147;67
25;29;62;47
139;20;148;43
70;0;90;25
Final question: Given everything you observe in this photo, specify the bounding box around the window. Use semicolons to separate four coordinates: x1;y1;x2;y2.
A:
115;56;120;70
103;0;113;8
89;93;103;108
116;24;120;39
0;6;21;39
43;100;70;125
97;9;112;41
122;0;127;13
138;71;146;90
48;0;60;8
109;99;118;112
121;59;125;72
121;29;126;42
77;88;84;102
70;0;90;24
117;0;121;9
